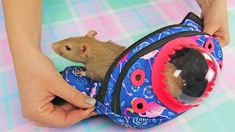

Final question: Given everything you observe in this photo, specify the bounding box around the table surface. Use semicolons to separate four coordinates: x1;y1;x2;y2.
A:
0;0;235;131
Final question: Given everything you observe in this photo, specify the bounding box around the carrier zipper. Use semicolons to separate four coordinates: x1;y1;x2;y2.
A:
95;24;192;102
112;31;208;114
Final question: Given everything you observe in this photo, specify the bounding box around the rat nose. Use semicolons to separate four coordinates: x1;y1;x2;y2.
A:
51;43;57;50
51;43;63;55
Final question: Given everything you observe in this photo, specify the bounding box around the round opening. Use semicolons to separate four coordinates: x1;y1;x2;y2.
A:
131;98;147;114
218;61;223;69
130;69;145;86
137;103;143;109
151;37;220;113
204;39;215;53
208;43;212;49
135;74;141;81
169;48;208;97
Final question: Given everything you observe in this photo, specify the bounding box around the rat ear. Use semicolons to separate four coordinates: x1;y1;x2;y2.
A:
86;30;97;38
80;43;90;57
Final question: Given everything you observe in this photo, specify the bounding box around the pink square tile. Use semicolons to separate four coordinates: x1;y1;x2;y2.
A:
137;5;156;16
0;70;17;98
0;18;6;35
6;71;18;94
137;6;166;26
0;49;13;66
157;1;194;21
0;102;10;130
52;22;79;38
41;27;53;41
81;13;122;40
9;98;29;128
116;11;146;32
0;37;13;66
72;0;107;17
0;36;9;51
74;2;91;16
88;0;107;13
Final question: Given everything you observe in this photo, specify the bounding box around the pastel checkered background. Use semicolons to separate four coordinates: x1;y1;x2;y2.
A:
0;0;235;131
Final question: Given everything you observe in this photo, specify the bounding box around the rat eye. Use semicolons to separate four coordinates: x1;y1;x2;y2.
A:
65;45;71;51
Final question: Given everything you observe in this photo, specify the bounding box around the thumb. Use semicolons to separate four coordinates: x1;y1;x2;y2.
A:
51;82;96;108
203;21;219;36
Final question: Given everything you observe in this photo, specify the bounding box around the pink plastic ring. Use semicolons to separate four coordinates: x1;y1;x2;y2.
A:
218;61;223;69
204;39;215;53
130;69;145;86
131;98;147;114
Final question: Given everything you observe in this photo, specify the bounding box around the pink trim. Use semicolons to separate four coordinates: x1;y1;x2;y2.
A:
204;38;215;53
218;60;223;69
117;54;128;65
151;37;218;114
130;69;145;86
131;98;148;114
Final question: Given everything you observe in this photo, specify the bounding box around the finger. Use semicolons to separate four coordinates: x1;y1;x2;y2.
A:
215;36;229;47
54;102;77;112
63;107;96;125
34;121;51;127
50;81;96;108
213;29;230;47
89;112;97;117
41;106;95;127
203;23;218;36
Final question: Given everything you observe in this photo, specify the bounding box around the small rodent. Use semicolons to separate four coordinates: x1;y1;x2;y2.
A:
165;63;184;98
169;48;208;98
52;30;126;81
164;48;209;101
52;31;208;101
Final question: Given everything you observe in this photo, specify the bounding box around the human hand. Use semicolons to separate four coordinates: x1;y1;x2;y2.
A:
197;0;230;47
3;0;97;127
16;49;96;127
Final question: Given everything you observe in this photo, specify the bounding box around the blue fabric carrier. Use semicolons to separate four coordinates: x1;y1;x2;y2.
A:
59;12;223;129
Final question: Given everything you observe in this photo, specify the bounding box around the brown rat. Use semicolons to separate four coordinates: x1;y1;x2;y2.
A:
164;63;184;98
51;30;196;100
52;30;126;81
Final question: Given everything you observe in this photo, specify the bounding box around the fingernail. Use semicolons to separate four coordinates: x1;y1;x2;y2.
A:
85;97;96;105
91;112;97;116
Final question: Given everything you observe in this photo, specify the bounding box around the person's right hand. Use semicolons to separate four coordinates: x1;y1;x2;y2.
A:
16;49;96;127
